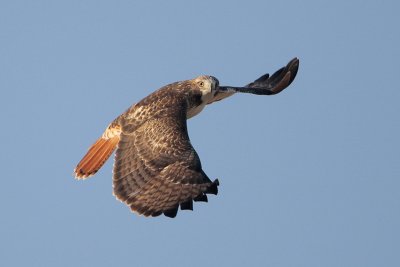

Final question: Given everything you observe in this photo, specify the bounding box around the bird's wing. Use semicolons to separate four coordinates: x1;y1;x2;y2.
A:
207;57;299;104
240;57;299;95
113;101;218;218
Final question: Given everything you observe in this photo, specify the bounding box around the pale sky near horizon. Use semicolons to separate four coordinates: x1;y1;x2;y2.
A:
1;1;399;266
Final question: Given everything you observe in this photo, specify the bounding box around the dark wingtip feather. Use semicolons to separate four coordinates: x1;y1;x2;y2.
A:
180;199;193;210
164;205;179;218
253;73;270;84
193;194;208;202
151;211;162;217
287;57;300;86
205;179;219;195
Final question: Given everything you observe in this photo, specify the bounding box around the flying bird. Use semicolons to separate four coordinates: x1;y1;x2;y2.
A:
74;58;299;218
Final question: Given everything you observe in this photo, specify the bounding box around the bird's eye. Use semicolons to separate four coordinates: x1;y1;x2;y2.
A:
198;81;204;87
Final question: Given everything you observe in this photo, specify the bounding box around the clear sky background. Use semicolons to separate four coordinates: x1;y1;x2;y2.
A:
1;1;399;266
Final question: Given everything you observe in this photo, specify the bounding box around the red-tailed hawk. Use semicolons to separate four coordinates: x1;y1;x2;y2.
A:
74;58;299;218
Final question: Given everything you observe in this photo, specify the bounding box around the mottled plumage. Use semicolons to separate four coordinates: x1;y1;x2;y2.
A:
74;58;299;218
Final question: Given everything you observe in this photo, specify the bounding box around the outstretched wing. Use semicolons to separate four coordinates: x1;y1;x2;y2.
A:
208;57;299;103
242;57;299;95
113;101;218;218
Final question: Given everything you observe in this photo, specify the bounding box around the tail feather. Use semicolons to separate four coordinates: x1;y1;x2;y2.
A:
74;136;119;179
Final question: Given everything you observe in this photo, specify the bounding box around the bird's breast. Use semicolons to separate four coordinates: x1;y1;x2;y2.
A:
186;91;214;119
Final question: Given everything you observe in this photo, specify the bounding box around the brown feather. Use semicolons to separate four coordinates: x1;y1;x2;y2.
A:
75;136;119;179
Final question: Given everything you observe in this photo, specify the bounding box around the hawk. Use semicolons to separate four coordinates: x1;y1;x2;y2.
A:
74;58;299;218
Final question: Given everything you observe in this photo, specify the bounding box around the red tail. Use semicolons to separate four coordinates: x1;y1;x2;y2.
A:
74;136;119;179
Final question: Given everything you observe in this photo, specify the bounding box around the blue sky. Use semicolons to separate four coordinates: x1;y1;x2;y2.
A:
1;1;399;266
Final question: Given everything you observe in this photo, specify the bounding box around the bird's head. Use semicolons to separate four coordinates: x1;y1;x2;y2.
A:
192;75;219;98
184;75;220;119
